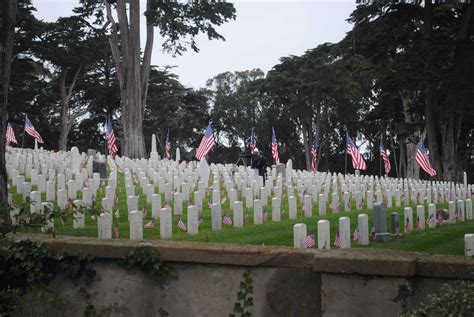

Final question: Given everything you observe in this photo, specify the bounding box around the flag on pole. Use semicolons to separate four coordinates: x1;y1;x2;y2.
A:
24;115;44;143
347;135;366;170
271;127;279;164
304;234;316;248
195;123;215;160
250;129;257;153
165;129;171;160
178;217;187;231
380;140;391;176
144;219;155;229
416;139;436;177
106;119;118;158
6;123;18;145
353;226;361;241
334;230;342;248
311;135;318;172
223;213;232;225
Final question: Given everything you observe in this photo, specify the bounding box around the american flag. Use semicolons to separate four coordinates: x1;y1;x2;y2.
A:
380;141;391;176
24;115;44;143
416;140;436;177
304;234;316;248
271;127;279;164
223;213;232;225
178;217;187;231
113;223;119;239
6;123;18;145
334;230;342;248
405;216;410;232
165;129;171;160
347;135;366;171
198;213;203;224
370;226;376;240
310;136;318;172
250;129;257;153
417;216;422;230
262;210;268;222
106;119;118;158
141;206;147;219
353;226;361;241
195;122;215;160
144;219;155;229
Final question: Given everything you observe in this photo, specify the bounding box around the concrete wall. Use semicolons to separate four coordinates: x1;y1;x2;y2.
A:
11;234;474;317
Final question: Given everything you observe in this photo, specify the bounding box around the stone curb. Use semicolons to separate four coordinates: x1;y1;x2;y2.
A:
7;233;474;280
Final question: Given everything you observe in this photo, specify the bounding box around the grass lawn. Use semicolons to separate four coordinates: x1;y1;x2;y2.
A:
9;173;474;257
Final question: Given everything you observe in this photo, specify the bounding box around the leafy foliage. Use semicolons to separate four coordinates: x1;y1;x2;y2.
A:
122;246;176;284
402;281;474;317
230;270;253;317
0;239;96;315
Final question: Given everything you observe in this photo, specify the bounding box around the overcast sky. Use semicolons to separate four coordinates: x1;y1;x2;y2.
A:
35;0;357;89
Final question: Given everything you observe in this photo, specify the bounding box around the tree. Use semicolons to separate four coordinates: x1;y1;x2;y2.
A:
0;0;17;204
75;0;236;158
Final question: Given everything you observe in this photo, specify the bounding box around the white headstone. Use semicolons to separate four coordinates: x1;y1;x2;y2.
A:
233;201;243;228
160;207;172;239
317;220;330;250
129;211;143;240
293;223;307;248
211;203;222;231
318;194;326;216
98;213;112;239
457;200;465;222
339;217;351;249
428;203;436;229
288;196;297;219
187;205;199;235
46;181;55;201
73;200;85;229
272;197;281;222
357;214;369;245
466;199;472;220
416;205;425;231
465;234;474;257
152;194;161;219
253;199;262;224
404;207;413;233
174;192;183;215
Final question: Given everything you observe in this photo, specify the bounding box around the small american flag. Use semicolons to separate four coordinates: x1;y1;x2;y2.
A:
334;230;342;248
250;129;257;153
271;127;279;164
141;206;147;218
113;224;119;239
347;135;366;171
223;213;232;225
304;234;316;248
405;216;410;232
195;122;215;161
6;123;18;145
416;139;436;177
262;210;268;222
178;217;187;231
165;129;171;160
417;216;422;230
353;226;361;241
24;115;44;143
144;219;155;229
380;140;391;176
310;136;318;172
106;119;118;158
370;226;376;240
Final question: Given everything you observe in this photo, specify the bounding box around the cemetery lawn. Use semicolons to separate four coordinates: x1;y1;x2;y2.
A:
10;176;474;257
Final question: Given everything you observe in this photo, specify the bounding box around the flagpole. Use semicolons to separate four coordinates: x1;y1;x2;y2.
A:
21;114;26;149
388;128;400;178
104;117;108;160
344;130;348;175
379;134;382;177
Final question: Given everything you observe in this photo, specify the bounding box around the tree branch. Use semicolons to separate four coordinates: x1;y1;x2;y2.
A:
66;64;82;102
104;0;123;86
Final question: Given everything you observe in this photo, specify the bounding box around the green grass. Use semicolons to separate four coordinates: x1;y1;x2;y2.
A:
9;173;474;256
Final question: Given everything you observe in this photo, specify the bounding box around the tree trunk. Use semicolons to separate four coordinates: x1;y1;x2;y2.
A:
0;0;17;207
400;91;420;179
58;66;82;151
302;123;310;171
105;0;153;159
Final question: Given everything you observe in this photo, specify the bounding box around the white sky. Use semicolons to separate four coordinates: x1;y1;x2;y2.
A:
35;0;357;89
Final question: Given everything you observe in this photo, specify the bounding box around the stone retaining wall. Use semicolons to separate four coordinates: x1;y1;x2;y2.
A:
10;234;474;317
